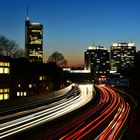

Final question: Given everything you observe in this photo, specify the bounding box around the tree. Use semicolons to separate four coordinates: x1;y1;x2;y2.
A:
0;35;25;58
47;51;67;67
13;48;25;58
0;36;8;56
4;40;18;57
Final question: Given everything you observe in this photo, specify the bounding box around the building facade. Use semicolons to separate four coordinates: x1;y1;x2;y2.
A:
25;17;43;63
0;57;10;101
0;56;66;101
110;43;136;73
84;45;110;81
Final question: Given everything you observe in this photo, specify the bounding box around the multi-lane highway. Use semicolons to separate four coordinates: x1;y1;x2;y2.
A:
0;84;130;140
38;85;130;140
0;84;93;139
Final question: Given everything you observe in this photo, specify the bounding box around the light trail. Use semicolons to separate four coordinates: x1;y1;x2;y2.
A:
39;84;107;140
39;85;130;140
0;84;93;139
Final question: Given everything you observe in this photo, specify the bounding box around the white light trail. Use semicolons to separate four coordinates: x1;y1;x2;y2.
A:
0;84;93;139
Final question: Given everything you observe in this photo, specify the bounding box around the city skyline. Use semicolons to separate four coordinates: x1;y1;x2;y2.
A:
0;0;140;66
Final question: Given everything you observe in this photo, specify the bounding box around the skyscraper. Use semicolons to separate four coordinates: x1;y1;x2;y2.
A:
110;43;136;73
25;16;43;63
84;45;110;80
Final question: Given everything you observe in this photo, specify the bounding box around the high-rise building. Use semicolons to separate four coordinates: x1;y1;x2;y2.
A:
25;17;43;63
110;43;136;73
84;45;110;80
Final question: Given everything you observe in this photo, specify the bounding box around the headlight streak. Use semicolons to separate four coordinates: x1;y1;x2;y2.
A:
39;85;108;140
0;85;93;139
0;95;80;130
0;98;68;121
0;85;73;115
41;85;130;140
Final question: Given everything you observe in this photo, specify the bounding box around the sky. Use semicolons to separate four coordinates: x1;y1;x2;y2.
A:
0;0;140;66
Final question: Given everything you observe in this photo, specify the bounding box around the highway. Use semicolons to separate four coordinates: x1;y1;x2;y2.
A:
0;84;93;139
38;85;130;140
0;84;130;140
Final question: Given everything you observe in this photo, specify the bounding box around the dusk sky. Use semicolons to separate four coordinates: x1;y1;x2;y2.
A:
0;0;140;66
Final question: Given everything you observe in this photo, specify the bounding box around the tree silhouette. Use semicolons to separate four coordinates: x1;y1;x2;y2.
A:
47;51;67;67
13;48;25;58
0;35;24;58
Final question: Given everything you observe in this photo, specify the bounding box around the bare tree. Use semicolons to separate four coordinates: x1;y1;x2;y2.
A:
0;36;8;56
0;35;24;58
47;51;67;67
5;40;18;57
13;48;25;58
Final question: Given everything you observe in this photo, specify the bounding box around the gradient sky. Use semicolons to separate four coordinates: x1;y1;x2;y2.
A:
0;0;140;66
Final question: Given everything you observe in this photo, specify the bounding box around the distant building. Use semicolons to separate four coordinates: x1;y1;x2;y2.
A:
84;45;110;81
25;17;43;63
110;43;136;73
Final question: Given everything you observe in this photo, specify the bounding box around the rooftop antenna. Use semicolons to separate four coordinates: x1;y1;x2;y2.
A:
131;37;133;43
26;4;29;20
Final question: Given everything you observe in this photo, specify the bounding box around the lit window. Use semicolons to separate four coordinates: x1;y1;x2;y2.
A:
29;84;32;88
17;92;20;96
0;94;3;100
21;92;23;96
24;92;27;96
4;89;8;93
39;76;43;80
0;68;3;73
43;76;46;80
4;63;8;66
0;89;3;93
18;84;21;88
4;94;9;100
0;62;3;66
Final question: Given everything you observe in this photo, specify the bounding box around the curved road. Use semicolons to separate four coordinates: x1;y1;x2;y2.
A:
39;85;130;140
0;84;93;139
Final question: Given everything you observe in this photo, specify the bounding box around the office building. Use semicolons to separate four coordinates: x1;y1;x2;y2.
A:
110;43;136;73
84;45;110;80
25;17;43;63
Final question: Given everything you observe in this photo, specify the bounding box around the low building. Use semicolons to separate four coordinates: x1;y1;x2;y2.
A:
0;57;65;101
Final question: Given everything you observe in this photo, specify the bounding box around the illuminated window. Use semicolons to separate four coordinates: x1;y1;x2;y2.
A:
4;62;9;66
0;68;3;73
0;62;3;66
0;93;9;100
31;30;41;33
24;92;27;96
39;76;43;80
17;92;20;96
21;92;23;96
4;94;9;100
30;40;42;44
0;94;3;100
0;62;10;67
4;89;8;93
18;84;21;88
4;68;10;74
29;84;32;88
43;76;46;80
